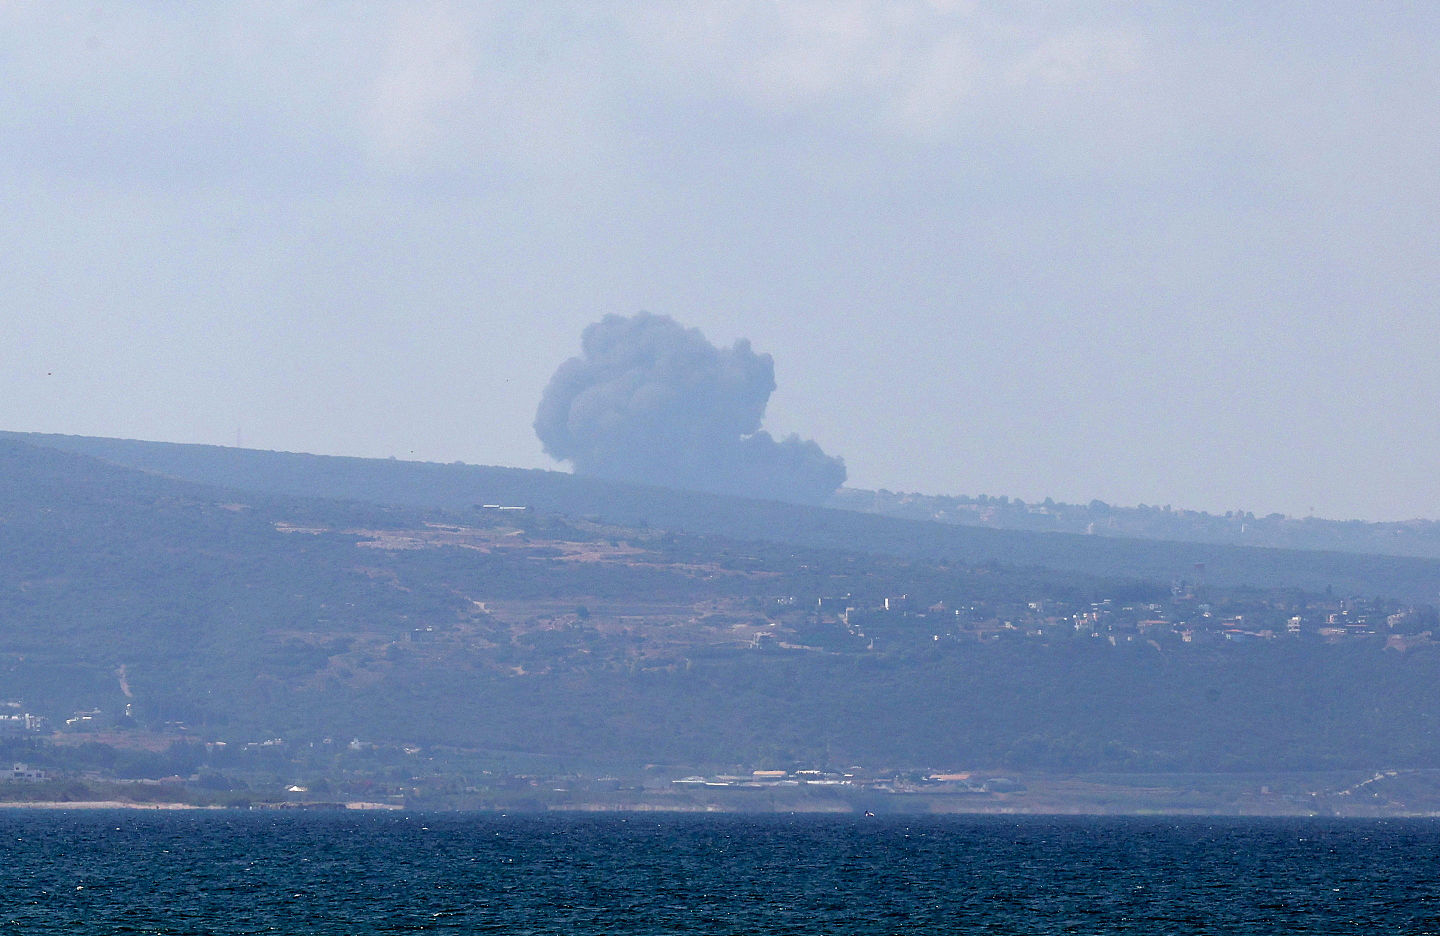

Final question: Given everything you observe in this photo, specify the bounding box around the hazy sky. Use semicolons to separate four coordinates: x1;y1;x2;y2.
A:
3;2;1437;520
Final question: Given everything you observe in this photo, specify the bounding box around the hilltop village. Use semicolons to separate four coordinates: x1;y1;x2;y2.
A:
797;588;1435;650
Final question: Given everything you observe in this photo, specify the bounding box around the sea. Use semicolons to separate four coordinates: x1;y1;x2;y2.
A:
1;811;1436;934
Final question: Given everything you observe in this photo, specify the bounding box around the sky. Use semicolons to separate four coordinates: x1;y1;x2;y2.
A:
2;2;1437;521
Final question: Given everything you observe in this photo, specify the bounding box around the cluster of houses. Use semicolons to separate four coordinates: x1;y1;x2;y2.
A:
5;764;47;783
0;706;46;732
671;768;1023;795
796;590;1431;649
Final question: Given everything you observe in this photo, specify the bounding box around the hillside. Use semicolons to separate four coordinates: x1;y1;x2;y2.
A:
837;488;1440;560
10;432;1440;603
3;434;1440;804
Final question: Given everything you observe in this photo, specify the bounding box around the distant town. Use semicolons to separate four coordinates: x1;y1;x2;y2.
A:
839;488;1440;560
5;432;1440;816
796;586;1435;650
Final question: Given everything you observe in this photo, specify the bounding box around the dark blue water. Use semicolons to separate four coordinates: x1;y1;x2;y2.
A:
1;811;1436;934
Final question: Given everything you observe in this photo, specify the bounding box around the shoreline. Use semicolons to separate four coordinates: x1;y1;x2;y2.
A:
0;800;404;811
0;799;1436;818
0;800;221;810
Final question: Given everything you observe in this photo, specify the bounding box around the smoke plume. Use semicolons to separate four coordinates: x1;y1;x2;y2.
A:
535;313;846;504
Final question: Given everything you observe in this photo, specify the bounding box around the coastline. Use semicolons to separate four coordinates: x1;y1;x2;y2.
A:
0;800;222;810
0;798;1437;817
0;800;403;811
7;770;1440;817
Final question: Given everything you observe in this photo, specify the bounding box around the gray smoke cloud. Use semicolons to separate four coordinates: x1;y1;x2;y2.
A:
535;313;846;504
